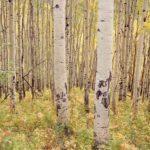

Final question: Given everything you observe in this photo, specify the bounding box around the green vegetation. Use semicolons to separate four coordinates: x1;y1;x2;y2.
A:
0;89;149;150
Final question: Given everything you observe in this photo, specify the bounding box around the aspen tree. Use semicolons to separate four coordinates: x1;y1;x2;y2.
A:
94;0;114;147
0;1;2;97
147;46;150;112
127;0;137;93
17;0;23;101
5;0;9;97
8;0;16;111
53;0;69;124
66;0;70;82
1;1;7;97
118;0;125;101
21;0;26;98
119;0;130;101
112;0;122;114
84;0;90;113
46;0;50;88
36;0;42;92
41;0;45;91
29;0;35;99
133;0;148;114
68;0;73;90
51;0;55;101
141;35;148;102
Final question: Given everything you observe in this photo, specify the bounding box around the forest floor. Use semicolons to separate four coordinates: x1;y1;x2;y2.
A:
0;88;150;150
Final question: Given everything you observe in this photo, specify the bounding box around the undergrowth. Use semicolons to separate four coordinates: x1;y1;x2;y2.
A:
0;88;149;150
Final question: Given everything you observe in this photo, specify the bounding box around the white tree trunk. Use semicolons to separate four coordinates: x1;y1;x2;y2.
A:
53;0;69;125
94;0;114;147
9;0;16;111
133;0;148;114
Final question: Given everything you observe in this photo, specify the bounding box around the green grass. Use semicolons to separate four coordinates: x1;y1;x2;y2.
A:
0;88;149;150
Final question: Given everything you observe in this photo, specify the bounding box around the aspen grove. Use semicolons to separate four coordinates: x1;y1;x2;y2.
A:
0;0;150;149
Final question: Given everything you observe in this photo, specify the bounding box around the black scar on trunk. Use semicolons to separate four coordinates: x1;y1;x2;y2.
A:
107;71;112;83
56;94;60;100
56;104;61;116
96;90;102;100
97;28;100;32
101;97;110;109
94;132;97;138
60;36;64;39
65;83;67;92
94;105;96;113
98;80;107;88
97;114;100;118
97;72;111;108
55;4;59;8
63;98;66;102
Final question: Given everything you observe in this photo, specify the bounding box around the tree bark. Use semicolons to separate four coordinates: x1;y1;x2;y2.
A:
133;0;148;115
9;0;16;111
53;0;69;125
94;0;114;147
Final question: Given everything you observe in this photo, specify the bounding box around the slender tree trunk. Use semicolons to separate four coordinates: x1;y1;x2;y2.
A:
17;0;23;101
84;0;90;113
41;0;45;91
29;0;35;99
133;0;148;115
51;0;55;101
112;0;122;115
21;0;26;98
147;45;150;112
94;0;114;148
9;0;16;111
53;0;69;125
